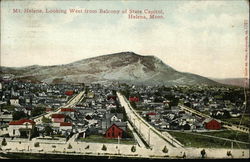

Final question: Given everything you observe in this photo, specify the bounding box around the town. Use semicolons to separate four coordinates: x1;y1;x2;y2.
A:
0;77;249;159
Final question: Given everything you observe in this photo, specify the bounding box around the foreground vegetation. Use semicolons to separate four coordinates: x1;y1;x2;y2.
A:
78;135;136;145
168;130;250;149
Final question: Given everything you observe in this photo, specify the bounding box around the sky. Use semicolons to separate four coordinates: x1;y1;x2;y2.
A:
1;0;249;79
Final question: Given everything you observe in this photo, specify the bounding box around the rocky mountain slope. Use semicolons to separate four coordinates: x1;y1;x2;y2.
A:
0;52;219;86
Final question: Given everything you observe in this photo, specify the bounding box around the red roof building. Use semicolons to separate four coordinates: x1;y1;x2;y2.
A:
203;118;221;130
60;122;72;126
105;124;124;139
129;97;139;102
8;119;36;137
9;119;35;125
51;114;65;123
65;90;74;96
146;112;157;116
51;114;65;118
60;108;75;112
107;96;117;100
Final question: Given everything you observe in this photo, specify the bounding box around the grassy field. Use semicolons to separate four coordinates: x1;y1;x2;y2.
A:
78;135;136;145
198;130;250;143
222;115;250;127
168;130;250;149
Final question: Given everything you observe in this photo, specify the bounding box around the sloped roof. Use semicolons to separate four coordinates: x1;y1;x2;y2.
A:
9;119;35;125
51;114;65;118
202;118;221;124
60;122;72;126
106;113;124;120
146;112;157;115
61;108;75;112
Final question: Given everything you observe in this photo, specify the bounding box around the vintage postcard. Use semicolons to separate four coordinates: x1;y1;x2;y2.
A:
0;0;249;159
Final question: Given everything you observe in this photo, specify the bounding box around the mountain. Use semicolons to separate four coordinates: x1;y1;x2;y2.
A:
0;52;219;86
210;78;249;88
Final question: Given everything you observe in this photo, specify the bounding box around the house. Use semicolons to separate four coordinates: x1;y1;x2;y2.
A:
0;111;13;125
203;118;221;130
146;112;160;121
51;114;65;123
105;123;124;138
129;97;139;102
59;122;73;134
106;113;124;122
60;108;75;118
100;113;126;135
46;108;53;112
107;95;117;101
10;97;20;106
65;90;74;96
182;123;191;130
8;119;36;138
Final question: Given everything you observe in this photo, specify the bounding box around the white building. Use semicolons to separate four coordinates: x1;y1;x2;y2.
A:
8;119;35;138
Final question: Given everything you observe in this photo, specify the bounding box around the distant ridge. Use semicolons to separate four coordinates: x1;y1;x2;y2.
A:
210;77;249;88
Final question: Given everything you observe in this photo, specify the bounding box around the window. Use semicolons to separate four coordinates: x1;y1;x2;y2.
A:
13;129;15;135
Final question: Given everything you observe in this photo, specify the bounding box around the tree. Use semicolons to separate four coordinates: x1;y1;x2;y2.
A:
130;101;137;109
44;125;53;136
67;143;72;149
201;149;206;158
31;107;45;117
31;127;40;139
1;138;7;146
101;144;107;151
131;145;136;152
34;142;40;147
42;116;52;123
162;146;168;153
13;111;27;120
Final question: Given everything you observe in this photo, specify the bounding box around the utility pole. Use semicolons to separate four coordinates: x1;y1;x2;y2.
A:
117;135;120;154
231;141;233;153
139;121;141;134
148;128;150;146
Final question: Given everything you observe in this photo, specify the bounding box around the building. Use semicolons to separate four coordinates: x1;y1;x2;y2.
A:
8;119;35;138
129;97;139;102
65;90;74;96
51;114;65;123
105;124;124;138
203;118;221;130
0;111;13;125
60;108;75;119
59;122;73;134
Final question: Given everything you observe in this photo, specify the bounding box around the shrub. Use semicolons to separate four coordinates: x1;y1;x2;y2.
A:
162;146;168;153
68;143;72;149
101;144;107;151
34;142;40;147
131;145;136;152
1;138;7;146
